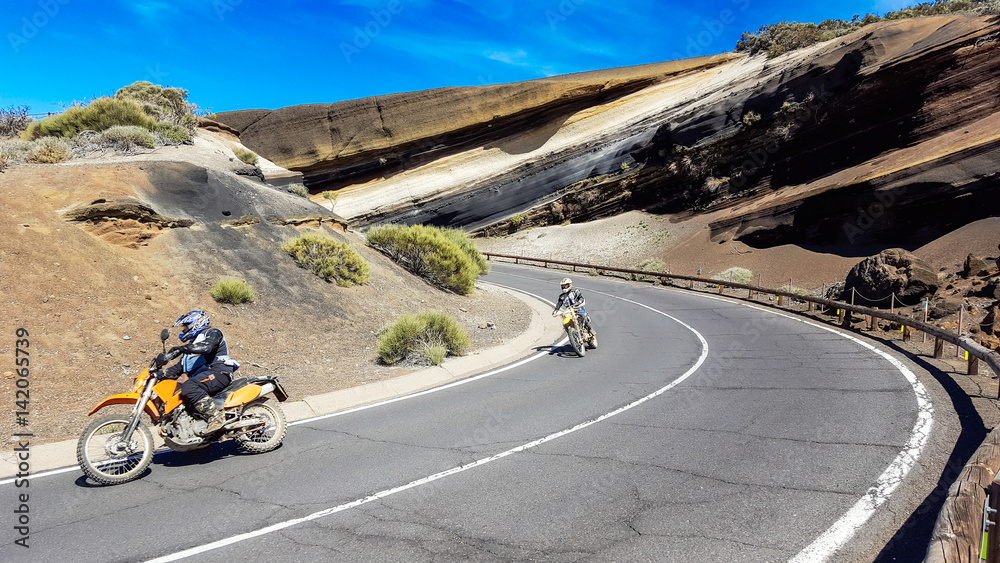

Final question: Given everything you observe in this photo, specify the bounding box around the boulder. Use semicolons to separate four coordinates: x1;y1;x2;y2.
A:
964;254;990;278
843;248;940;307
983;304;1000;335
968;279;1000;300
929;295;964;321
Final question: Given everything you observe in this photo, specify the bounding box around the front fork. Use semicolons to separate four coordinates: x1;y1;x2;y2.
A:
121;378;156;445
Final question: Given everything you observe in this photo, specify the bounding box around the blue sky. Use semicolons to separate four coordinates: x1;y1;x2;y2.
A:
3;0;911;115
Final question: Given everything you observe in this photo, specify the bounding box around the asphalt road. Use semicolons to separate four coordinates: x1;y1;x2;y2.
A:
0;263;947;562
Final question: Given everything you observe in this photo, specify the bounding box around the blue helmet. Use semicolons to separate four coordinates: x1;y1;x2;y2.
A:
174;310;210;342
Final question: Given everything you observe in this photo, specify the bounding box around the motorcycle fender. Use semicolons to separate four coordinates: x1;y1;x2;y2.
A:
88;393;159;420
257;382;289;402
224;384;262;408
562;315;573;327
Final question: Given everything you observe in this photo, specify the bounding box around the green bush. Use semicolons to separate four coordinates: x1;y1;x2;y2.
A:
631;258;666;281
211;278;256;304
287;183;308;197
233;146;258;165
282;234;370;286
23;97;157;139
96;125;156;151
320;190;338;206
712;267;753;285
377;311;470;365
366;224;488;294
439;227;490;276
28;137;70;163
115;81;198;131
735;0;997;58
154;122;191;144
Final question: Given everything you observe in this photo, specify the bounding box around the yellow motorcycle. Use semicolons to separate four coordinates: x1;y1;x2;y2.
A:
557;305;598;357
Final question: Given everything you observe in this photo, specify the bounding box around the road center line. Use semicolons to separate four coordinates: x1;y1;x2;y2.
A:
145;287;710;563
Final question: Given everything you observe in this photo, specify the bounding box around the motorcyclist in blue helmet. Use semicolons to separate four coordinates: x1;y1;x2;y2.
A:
157;310;239;435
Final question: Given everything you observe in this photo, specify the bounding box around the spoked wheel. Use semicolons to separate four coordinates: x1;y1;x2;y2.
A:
566;326;586;357
77;414;154;485
235;400;287;454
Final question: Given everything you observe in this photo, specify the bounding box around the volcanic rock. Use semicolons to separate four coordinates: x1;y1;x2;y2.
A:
964;254;990;277
215;14;1000;239
843;248;939;307
929;295;965;321
984;304;1000;335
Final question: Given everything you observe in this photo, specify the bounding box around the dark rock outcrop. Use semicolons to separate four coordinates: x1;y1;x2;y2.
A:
842;248;940;306
217;15;999;243
964;254;991;277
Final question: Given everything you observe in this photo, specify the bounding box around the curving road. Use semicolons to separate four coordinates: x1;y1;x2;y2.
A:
0;263;944;562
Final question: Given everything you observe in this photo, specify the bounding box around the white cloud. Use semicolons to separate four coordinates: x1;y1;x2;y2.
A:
485;49;529;66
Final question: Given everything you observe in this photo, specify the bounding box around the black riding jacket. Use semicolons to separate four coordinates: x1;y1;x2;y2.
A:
163;328;233;379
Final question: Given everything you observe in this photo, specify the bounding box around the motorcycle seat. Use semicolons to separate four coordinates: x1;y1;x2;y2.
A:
211;377;251;409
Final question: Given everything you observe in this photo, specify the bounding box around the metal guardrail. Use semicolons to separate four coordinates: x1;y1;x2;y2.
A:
485;252;1000;563
485;252;1000;385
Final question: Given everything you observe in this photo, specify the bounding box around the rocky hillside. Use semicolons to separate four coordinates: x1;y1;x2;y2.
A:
0;129;529;443
217;15;999;253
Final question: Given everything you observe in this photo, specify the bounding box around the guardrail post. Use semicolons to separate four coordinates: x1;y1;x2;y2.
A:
903;325;911;342
719;284;724;294
958;305;966;359
986;481;1000;563
970;355;980;376
935;337;944;358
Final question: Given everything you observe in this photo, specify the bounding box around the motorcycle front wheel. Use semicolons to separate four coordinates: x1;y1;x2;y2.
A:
77;414;155;485
566;326;586;357
235;400;287;454
587;331;599;350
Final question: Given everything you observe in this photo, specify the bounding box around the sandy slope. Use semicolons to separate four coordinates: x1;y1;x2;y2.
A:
478;210;1000;293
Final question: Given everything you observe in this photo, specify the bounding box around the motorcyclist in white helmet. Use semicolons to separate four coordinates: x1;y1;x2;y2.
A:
552;278;594;333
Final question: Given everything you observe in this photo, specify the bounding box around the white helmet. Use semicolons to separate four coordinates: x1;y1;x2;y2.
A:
560;278;572;293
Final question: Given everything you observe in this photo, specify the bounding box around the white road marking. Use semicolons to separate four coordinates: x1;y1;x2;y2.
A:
144;286;710;562
654;289;934;563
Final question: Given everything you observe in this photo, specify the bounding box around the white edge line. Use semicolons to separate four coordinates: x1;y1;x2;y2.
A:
652;289;934;563
144;289;710;562
289;283;563;427
0;284;565;487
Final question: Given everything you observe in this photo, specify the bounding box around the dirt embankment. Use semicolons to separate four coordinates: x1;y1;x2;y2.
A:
0;131;530;444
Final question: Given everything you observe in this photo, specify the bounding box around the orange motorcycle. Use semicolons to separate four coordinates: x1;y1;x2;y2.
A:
77;329;289;485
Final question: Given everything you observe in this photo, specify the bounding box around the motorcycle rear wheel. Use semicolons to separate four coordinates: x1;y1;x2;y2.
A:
566;326;586;357
77;414;155;485
235;400;287;454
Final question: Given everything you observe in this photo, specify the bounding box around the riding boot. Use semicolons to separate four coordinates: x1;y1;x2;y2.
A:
193;396;225;435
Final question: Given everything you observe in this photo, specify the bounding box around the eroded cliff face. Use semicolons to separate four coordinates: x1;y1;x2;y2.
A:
216;15;1000;250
